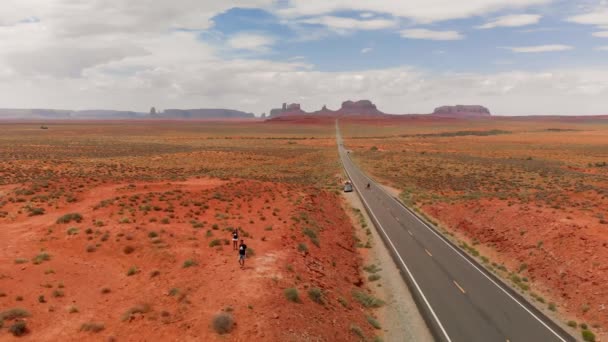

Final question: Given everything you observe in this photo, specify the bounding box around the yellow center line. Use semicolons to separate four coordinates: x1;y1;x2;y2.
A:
425;249;433;257
453;280;466;294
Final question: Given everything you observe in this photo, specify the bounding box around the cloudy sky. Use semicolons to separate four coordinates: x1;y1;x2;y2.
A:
1;0;608;115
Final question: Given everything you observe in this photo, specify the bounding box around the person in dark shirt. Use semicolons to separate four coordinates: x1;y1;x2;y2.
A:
238;240;247;268
232;229;239;251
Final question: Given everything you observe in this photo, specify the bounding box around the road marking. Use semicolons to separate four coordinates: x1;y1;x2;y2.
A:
425;249;433;257
453;280;466;294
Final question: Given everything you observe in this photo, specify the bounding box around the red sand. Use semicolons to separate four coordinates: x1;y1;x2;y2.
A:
0;178;377;341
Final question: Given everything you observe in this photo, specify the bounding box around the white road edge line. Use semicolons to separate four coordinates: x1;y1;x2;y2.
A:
353;150;569;342
339;152;452;341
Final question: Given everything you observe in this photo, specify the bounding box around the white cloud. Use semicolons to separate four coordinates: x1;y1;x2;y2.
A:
476;14;541;29
227;32;276;52
276;0;552;23
593;31;608;37
361;47;373;54
299;16;398;32
596;46;608;51
400;28;464;40
505;44;573;53
567;9;608;26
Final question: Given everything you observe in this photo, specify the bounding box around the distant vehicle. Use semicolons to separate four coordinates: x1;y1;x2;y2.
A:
344;182;353;192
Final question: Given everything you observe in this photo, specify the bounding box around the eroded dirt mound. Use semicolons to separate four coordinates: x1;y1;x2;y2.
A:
0;178;376;341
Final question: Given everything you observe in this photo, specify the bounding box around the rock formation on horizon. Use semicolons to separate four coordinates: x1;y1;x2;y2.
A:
268;99;383;119
432;105;491;117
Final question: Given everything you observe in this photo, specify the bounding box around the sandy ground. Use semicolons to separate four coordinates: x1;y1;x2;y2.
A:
0;177;381;341
341;189;433;342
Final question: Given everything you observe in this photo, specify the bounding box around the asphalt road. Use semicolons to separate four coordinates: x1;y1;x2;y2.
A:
336;122;574;342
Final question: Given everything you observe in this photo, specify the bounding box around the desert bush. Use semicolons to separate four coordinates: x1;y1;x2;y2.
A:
32;252;51;265
122;303;151;321
246;248;255;257
363;264;381;273
0;308;30;321
350;324;365;338
148;231;158;238
67;227;79;235
56;213;83;224
284;288;300;303
80;322;105;333
127;266;138;276
212;312;234;334
353;291;384;308
297;243;308;253
308;287;324;304
14;258;28;264
52;290;64;298
567;321;577;328
9;321;28;336
582;330;596;342
366;315;381;329
183;259;197;268
123;245;135;254
368;274;381;282
86;245;96;253
209;239;221;247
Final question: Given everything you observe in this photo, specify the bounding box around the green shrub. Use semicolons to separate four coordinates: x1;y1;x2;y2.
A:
212;312;234;334
56;213;83;224
297;243;308;253
32;252;51;265
209;239;221;247
284;288;300;303
353;291;384;308
122;304;151;321
80;322;105;333
308;287;324;304
368;274;381;282
567;321;577;328
9;321;28;336
0;308;30;321
582;330;596;342
366;315;381;329
183;259;197;268
350;324;365;338
127;266;138;276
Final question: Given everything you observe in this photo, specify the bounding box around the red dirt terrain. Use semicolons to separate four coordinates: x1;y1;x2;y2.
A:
0;178;379;341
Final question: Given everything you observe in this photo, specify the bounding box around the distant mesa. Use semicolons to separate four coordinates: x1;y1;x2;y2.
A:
338;100;383;116
269;103;306;117
432;105;491;117
268;99;384;120
0;108;256;120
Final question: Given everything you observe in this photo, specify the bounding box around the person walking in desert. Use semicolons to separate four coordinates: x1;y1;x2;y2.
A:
232;229;239;251
238;239;247;268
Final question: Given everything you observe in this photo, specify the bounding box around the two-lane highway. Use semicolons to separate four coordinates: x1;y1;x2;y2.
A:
336;122;573;342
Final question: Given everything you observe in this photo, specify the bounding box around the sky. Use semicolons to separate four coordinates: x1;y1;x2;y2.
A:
1;1;608;115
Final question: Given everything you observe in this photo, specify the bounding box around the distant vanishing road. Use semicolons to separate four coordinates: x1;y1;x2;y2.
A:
336;122;574;342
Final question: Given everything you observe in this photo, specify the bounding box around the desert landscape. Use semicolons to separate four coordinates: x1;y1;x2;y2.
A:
0;121;394;341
